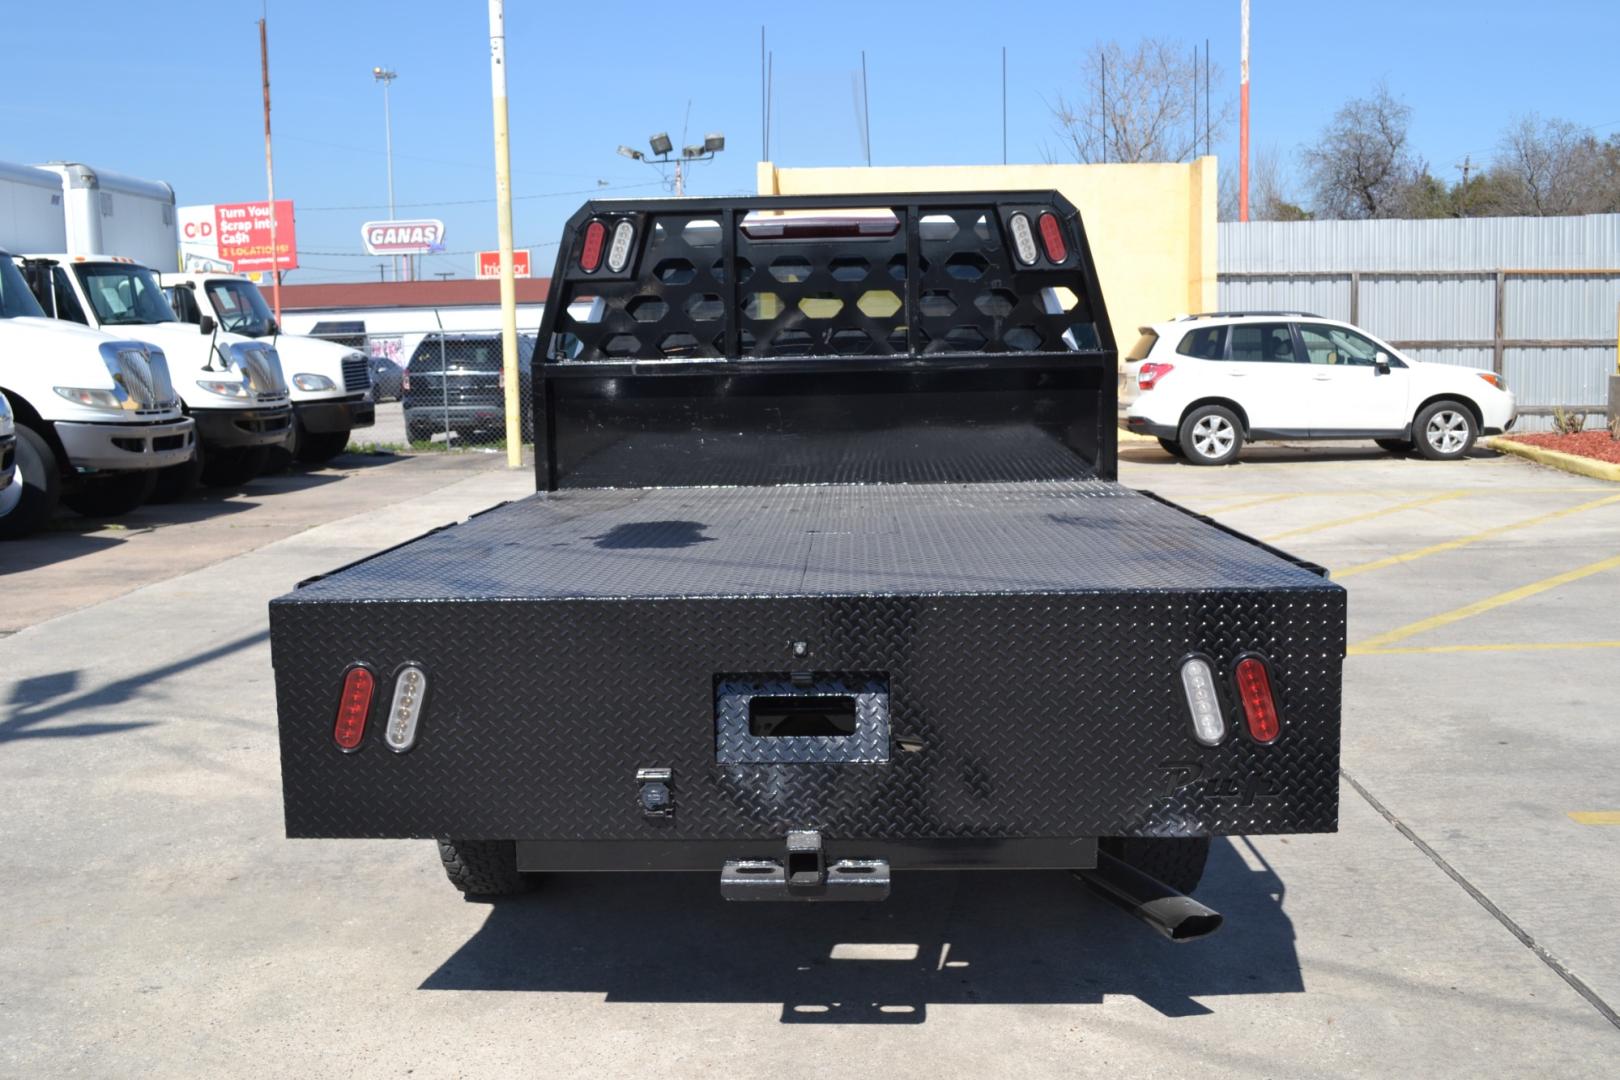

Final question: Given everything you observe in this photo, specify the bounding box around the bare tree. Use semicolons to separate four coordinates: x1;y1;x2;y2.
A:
1493;115;1616;215
1050;39;1229;164
1220;147;1309;221
1302;82;1422;218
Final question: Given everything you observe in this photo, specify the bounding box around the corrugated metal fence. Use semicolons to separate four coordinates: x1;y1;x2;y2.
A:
1218;216;1620;429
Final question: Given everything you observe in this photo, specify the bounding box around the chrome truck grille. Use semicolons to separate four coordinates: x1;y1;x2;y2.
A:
243;350;289;398
109;347;177;409
341;355;372;393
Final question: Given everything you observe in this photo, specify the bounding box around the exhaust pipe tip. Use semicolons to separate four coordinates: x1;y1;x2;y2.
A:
1075;852;1224;943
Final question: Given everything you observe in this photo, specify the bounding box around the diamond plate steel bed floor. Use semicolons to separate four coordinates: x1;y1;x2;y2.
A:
290;480;1331;602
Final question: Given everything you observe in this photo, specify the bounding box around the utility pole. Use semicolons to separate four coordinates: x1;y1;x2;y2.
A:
259;15;282;324
1001;46;1007;165
1239;0;1251;221
487;0;522;470
372;66;399;281
860;50;872;167
1456;154;1473;217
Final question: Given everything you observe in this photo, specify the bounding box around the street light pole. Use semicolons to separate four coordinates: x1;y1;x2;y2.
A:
372;66;399;280
615;130;724;195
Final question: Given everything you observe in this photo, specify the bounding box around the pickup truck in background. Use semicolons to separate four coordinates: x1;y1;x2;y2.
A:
269;192;1346;941
161;271;374;465
17;254;292;495
0;250;193;538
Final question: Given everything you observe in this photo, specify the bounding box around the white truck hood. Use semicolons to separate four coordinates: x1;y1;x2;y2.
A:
269;333;362;401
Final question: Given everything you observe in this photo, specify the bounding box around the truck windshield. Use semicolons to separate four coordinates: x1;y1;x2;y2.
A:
204;279;276;336
72;263;178;325
0;257;47;319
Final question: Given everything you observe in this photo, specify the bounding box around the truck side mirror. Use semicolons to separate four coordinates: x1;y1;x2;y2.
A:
199;315;216;335
1374;351;1391;375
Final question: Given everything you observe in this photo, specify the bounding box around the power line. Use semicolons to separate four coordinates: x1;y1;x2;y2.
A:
297;179;663;213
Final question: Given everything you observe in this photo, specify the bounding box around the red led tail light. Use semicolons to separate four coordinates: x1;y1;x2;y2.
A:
1233;656;1281;743
1037;212;1068;263
333;666;376;751
579;220;607;273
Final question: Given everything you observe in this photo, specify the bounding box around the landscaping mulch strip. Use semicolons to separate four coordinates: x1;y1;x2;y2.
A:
1504;432;1620;465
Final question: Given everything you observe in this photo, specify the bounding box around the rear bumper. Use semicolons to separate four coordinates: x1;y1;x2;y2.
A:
53;416;196;471
295;396;375;434
403;401;512;431
192;404;294;449
1120;413;1178;439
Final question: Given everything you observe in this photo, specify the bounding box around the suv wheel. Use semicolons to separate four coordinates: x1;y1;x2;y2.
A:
1413;401;1477;460
1179;405;1244;466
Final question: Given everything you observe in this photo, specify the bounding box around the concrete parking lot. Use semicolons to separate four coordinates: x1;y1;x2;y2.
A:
1;442;1617;1077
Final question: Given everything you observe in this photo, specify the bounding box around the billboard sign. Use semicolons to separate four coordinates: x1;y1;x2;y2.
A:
475;248;531;279
179;200;298;272
362;219;446;255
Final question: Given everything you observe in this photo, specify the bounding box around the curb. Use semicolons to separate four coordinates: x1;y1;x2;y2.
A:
1488;437;1620;483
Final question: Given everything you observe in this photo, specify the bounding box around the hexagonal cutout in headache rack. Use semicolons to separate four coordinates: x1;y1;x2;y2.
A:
626;295;669;323
742;292;783;321
828;328;875;354
919;214;959;242
768;256;813;284
919;290;957;319
829;256;870;282
657;332;704;357
654;258;697;286
797;294;845;319
888;325;929;351
887;254;929;282
856;289;902;318
711;257;754;285
1041;286;1080;313
973;289;1017;319
684;294;724;322
943;325;989;350
1003;325;1043;351
768;328;815;355
566;296;605;324
602;333;641;357
945;251;990;281
712;328;758;353
682;219;722;247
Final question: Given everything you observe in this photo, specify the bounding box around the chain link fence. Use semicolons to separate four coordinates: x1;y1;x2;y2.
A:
308;324;535;452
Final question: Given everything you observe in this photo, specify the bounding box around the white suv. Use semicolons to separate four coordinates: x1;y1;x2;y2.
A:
1119;312;1517;465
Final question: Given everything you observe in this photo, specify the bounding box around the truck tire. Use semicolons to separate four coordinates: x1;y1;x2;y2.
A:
436;838;538;897
296;429;351;464
1413;400;1477;461
1157;437;1186;458
201;446;269;487
407;419;436;444
1375;437;1414;454
62;470;157;518
1099;836;1211;895
150;445;204;503
0;425;61;540
1178;405;1244;466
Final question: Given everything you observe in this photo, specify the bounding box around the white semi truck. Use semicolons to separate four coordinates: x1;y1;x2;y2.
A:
161;271;373;463
16;254;292;494
0;249;194;538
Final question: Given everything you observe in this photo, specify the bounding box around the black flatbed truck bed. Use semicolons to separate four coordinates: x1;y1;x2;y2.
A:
270;192;1344;930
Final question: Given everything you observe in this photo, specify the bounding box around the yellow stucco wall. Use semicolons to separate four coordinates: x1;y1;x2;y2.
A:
758;160;1218;357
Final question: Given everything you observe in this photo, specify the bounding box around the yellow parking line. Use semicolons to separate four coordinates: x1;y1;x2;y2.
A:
1354;640;1620;656
1262;491;1471;542
1569;811;1620;826
1198;492;1306;514
1349;552;1620;654
1333;493;1620;579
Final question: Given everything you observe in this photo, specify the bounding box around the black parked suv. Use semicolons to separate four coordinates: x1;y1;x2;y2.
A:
403;332;534;444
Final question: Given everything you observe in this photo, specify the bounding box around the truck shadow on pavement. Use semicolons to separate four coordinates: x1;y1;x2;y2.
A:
422;838;1299;1023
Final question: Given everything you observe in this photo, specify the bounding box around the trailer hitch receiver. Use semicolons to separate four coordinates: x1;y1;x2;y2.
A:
721;830;890;901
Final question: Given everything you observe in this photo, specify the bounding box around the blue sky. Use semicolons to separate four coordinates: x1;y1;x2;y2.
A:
5;0;1618;281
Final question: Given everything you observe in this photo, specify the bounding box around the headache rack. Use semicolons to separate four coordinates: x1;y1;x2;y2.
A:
532;191;1120;490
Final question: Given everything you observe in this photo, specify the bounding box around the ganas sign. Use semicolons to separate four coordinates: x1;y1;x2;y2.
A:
361;219;447;255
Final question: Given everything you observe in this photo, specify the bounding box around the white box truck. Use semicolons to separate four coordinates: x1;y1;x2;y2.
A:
16;253;291;494
161;271;373;463
32;162;178;271
0;248;194;537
